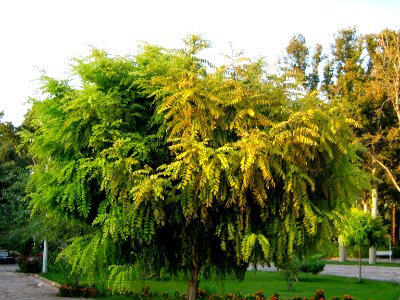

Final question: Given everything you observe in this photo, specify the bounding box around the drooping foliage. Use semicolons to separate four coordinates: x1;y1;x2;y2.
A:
26;36;369;299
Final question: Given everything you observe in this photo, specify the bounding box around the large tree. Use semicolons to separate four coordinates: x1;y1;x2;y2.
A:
367;30;400;245
26;37;368;299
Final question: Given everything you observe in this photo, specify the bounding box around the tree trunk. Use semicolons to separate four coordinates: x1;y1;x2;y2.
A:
363;198;368;213
368;247;376;264
358;247;362;282
371;182;378;219
74;275;79;288
187;263;200;300
339;239;346;262
392;204;397;245
395;88;400;125
286;274;292;291
369;176;378;264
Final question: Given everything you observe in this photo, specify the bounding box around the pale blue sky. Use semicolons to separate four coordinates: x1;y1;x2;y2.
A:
0;0;399;125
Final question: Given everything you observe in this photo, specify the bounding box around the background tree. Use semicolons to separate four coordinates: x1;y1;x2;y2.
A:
284;34;309;89
320;28;400;251
285;28;400;260
26;37;369;300
367;29;400;245
0;113;31;251
284;34;324;92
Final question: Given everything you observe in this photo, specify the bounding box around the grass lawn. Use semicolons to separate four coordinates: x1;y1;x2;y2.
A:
42;269;400;300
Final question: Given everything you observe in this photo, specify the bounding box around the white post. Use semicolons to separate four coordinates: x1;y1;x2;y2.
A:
42;240;48;273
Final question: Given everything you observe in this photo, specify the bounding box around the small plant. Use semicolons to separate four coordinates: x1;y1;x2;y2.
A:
174;290;187;300
229;291;245;300
139;285;152;298
79;286;100;298
57;284;77;297
246;290;265;300
57;284;100;298
277;258;301;290
269;293;279;300
254;289;265;300
208;294;223;300
161;291;169;299
313;289;325;300
117;286;158;299
197;288;207;299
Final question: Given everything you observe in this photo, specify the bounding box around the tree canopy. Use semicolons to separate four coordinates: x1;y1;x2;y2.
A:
25;36;369;299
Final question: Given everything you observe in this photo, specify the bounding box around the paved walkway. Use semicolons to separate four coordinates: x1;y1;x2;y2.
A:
0;264;80;300
1;262;400;299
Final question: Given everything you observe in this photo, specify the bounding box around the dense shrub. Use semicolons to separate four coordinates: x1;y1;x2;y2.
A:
299;255;326;275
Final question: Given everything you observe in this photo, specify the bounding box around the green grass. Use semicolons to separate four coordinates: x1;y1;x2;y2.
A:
42;270;400;300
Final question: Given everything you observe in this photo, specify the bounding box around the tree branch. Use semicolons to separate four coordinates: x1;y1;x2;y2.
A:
374;157;400;193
